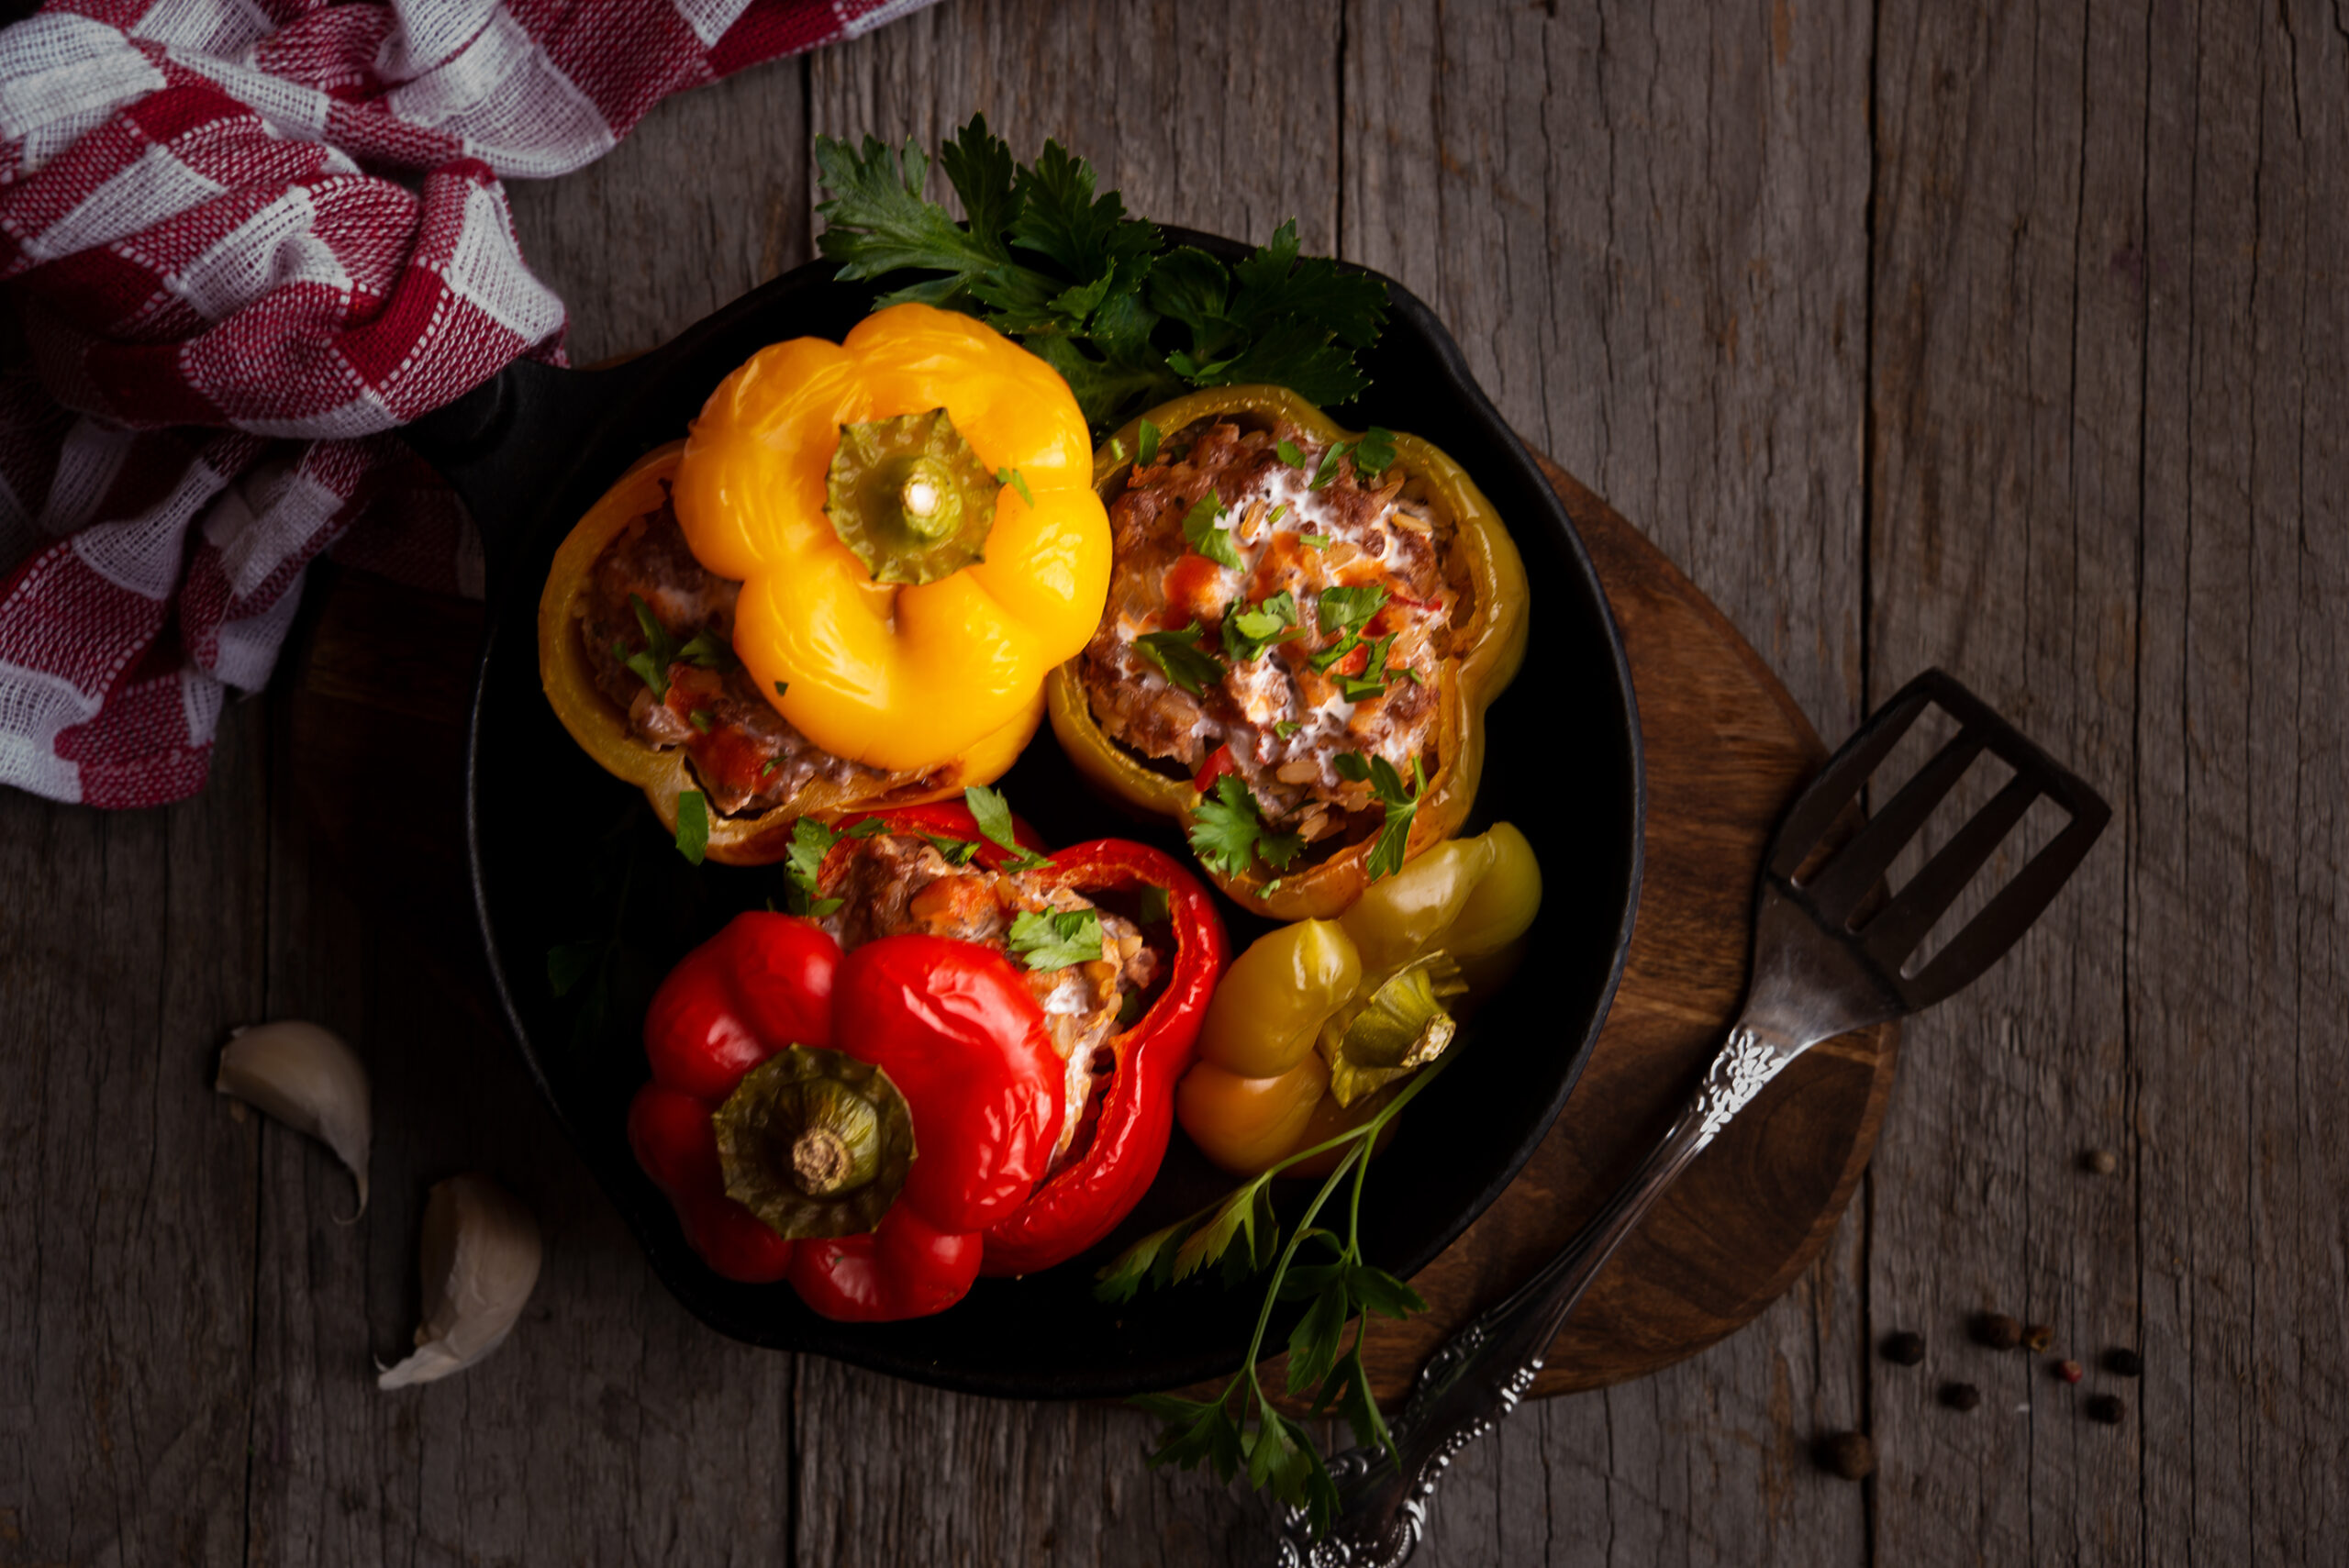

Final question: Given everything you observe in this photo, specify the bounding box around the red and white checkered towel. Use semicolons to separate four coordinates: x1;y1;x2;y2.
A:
0;0;934;807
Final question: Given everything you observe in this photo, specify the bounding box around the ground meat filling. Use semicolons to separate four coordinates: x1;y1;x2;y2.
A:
578;495;937;816
816;833;1163;1173
1076;417;1469;848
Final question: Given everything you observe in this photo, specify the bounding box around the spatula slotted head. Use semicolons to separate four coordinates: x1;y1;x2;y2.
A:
1765;670;2111;1013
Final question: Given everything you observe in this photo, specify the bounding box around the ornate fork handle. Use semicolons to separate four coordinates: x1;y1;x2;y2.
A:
1275;1025;1798;1568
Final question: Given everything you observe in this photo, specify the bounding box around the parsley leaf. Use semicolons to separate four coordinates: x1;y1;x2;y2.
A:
922;833;981;865
1180;493;1242;569
674;791;709;865
1335;752;1425;881
1221;589;1299;662
1300;532;1333;551
1188;775;1303;878
1135;621;1228;695
1137;417;1161;466
963;784;1051;869
1266;503;1289;528
778;815;886;915
618;595;679;698
813;120;1387;434
1275;438;1307;468
995;466;1035;506
1333;632;1399;702
1007;907;1106;971
676;628;738;671
1308;442;1351;491
1352;427;1398;478
1275;719;1302;740
1316;584;1390;638
687;708;714;733
1308;632;1361;673
774;680;789;696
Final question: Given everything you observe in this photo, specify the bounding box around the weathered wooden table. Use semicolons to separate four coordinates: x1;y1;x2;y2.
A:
4;3;2341;1562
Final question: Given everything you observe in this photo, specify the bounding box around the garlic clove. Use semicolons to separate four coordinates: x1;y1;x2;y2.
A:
377;1173;543;1390
217;1020;372;1222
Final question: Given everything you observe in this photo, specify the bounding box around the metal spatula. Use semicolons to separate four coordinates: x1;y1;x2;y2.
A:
1277;668;2112;1567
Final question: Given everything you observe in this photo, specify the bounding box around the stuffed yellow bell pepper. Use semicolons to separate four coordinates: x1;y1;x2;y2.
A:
1045;385;1526;920
539;304;1110;863
1175;822;1542;1176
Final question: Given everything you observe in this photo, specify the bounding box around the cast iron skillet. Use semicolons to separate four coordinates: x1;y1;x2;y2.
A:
406;233;1644;1400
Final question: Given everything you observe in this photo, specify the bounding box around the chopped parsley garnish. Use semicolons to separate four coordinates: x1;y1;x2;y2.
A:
1188;775;1304;880
1333;752;1426;881
674;791;709;865
1308;442;1351;491
1275;719;1302;740
780;816;888;914
1136;884;1172;925
964;784;1052;869
761;756;785;778
1181;492;1242;569
1266;503;1289;528
774;680;789;696
1308;632;1362;673
812;117;1387;432
687;708;714;732
1221;589;1300;662
1275;438;1307;468
1353;427;1398;478
1008;907;1107;971
1334;632;1399;702
922;834;982;865
1316;584;1390;638
676;629;738;671
1300;533;1333;551
1136;621;1229;695
616;595;737;701
996;466;1035;506
1137;417;1161;466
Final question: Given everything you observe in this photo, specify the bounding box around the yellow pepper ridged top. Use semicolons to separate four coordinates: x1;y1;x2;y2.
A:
672;303;1110;773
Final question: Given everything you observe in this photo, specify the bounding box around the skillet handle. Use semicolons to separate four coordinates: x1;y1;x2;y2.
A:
403;356;655;584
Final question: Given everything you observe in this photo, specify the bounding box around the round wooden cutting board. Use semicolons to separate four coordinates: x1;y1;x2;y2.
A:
284;451;1895;1406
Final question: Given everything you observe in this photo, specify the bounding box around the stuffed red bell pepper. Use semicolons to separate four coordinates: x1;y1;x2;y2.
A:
628;795;1227;1319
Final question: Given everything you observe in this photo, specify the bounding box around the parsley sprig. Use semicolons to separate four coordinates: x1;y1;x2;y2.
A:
814;117;1388;433
1189;774;1304;880
779;816;888;914
1100;1050;1453;1537
1181;492;1243;569
1007;907;1106;971
1336;752;1427;881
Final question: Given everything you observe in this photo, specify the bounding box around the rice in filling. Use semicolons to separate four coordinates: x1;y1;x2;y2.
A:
1076;417;1468;846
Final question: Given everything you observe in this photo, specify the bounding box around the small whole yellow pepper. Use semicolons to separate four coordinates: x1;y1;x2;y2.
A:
1177;822;1543;1176
673;302;1110;773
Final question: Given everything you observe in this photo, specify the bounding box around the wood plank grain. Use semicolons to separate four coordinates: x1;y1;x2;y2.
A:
0;701;268;1566
1342;3;1874;1562
1867;0;2349;1562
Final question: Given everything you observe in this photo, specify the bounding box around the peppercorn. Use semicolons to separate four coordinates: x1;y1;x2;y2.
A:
1815;1431;1876;1481
1972;1313;2023;1351
1881;1331;1927;1366
2103;1348;2143;1378
2055;1360;2084;1384
2022;1322;2055;1353
2080;1148;2119;1175
2087;1394;2126;1425
1940;1382;1983;1412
